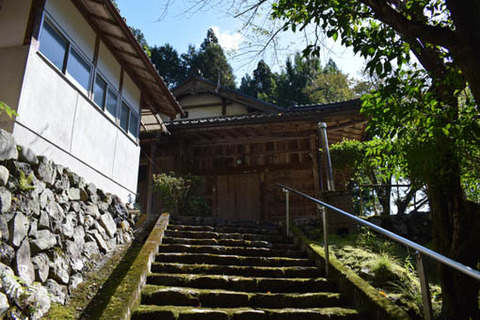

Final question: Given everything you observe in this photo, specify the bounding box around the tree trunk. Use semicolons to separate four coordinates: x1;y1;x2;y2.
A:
427;153;480;320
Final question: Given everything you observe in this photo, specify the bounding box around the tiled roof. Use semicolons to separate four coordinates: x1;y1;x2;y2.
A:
166;99;361;128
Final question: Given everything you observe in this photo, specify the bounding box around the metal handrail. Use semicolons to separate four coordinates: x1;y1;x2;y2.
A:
278;183;480;320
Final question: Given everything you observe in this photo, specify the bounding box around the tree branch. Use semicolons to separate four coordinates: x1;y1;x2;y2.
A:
361;0;458;49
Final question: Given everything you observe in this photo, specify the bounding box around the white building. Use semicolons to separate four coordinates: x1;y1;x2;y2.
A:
0;0;183;202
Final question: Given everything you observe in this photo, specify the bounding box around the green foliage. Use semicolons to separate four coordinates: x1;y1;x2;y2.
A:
153;172;210;216
371;254;396;283
150;44;187;89
239;60;276;103
0;101;18;118
182;28;236;89
129;27;151;58
238;53;363;107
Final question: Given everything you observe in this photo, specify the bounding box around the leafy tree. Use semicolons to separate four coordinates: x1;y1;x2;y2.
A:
239;60;276;103
239;73;256;97
153;172;210;216
304;58;356;104
151;44;187;89
270;1;480;318
129;27;151;58
182;29;236;89
275;53;319;107
331;139;426;217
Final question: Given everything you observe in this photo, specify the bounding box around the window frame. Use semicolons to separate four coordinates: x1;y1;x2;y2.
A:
92;72;120;122
39;16;94;93
38;13;141;143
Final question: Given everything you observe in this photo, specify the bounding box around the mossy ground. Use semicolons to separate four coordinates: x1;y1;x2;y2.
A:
43;240;143;320
307;228;441;319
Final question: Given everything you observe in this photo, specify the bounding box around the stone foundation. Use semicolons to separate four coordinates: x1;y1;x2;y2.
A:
0;129;135;319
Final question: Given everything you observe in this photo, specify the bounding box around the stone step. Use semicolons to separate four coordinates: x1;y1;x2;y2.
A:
132;305;361;320
151;263;323;278
164;230;286;243
167;224;216;232
157;244;306;258
162;237;297;250
141;285;342;309
169;217;278;229
168;224;281;235
155;252;313;267
147;273;335;293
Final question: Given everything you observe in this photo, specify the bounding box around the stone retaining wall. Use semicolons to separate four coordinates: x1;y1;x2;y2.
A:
0;129;135;319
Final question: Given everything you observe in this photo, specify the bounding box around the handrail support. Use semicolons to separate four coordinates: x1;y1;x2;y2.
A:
282;188;290;237
319;205;330;276
416;252;433;320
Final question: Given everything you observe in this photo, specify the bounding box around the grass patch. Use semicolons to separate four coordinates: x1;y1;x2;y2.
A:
306;228;441;320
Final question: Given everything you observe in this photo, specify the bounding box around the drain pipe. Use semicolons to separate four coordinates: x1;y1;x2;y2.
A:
318;122;335;191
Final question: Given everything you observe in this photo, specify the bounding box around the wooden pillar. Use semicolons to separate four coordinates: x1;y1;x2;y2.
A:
221;98;227;115
146;140;157;215
24;0;46;47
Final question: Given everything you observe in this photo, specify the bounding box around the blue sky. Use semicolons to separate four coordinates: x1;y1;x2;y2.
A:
115;0;365;84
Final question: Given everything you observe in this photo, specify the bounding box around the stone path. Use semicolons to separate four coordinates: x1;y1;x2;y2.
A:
132;220;363;320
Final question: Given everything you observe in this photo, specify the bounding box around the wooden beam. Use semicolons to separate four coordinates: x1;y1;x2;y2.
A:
99;30;129;43
90;12;118;26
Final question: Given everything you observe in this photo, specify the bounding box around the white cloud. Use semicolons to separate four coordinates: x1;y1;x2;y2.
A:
210;26;243;52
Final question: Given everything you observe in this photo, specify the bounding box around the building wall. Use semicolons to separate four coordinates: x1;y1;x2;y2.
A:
11;0;141;202
178;94;250;119
97;41;121;92
123;73;141;114
45;0;96;61
0;0;32;131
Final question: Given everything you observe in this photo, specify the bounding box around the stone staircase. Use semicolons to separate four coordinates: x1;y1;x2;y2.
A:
132;219;363;320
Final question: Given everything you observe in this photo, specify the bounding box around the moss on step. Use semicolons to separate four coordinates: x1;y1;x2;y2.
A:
43;241;133;320
133;305;360;320
155;252;312;267
157;243;304;258
147;272;334;293
141;284;341;308
150;262;322;278
97;213;170;320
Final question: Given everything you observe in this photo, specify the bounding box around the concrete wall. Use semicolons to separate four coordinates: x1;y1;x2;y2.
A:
14;48;140;201
0;46;29;132
10;0;142;202
97;41;121;92
0;0;32;132
123;73;140;113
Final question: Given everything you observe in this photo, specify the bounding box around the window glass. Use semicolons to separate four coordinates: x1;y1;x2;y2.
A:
93;76;106;108
39;22;67;70
120;102;130;131
129;112;139;138
67;48;91;90
106;88;118;118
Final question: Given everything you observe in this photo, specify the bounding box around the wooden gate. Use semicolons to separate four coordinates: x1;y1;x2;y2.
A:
216;173;262;220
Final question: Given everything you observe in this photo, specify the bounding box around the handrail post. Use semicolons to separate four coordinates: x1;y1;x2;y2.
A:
416;252;433;320
283;188;290;237
319;205;330;276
